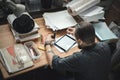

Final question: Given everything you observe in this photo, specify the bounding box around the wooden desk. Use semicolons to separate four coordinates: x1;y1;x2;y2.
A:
0;18;80;79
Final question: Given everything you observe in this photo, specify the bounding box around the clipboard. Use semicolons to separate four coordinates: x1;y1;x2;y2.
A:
54;34;76;52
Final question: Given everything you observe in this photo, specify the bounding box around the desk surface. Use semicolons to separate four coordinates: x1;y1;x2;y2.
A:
0;18;80;79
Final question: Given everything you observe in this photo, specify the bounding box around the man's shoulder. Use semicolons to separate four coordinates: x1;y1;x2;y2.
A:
96;42;109;49
95;42;112;55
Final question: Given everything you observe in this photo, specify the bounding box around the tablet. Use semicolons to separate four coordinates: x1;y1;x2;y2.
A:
54;34;76;52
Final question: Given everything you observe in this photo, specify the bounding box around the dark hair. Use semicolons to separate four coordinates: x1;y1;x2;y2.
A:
75;21;95;44
12;14;34;34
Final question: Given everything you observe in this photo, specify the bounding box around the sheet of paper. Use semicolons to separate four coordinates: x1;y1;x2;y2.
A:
79;6;104;22
79;6;103;17
43;10;77;30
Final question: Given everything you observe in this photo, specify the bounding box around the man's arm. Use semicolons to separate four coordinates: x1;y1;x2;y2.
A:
45;43;55;68
44;34;81;72
44;34;55;68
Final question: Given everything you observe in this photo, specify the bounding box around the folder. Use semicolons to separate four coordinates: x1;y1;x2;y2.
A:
93;22;118;41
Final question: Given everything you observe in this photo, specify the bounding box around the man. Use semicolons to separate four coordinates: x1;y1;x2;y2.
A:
44;21;112;80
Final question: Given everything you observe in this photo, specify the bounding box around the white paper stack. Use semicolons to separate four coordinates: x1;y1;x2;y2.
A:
79;6;105;22
43;10;77;31
66;0;104;22
7;13;40;42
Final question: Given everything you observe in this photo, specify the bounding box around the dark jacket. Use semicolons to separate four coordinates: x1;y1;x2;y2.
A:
52;42;112;80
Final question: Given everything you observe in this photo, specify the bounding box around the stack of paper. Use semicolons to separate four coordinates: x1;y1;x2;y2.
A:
7;14;40;42
11;23;40;42
43;10;77;31
66;0;104;22
0;44;34;73
79;6;105;22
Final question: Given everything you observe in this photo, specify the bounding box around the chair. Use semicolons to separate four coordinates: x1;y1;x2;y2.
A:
111;47;120;72
109;46;120;80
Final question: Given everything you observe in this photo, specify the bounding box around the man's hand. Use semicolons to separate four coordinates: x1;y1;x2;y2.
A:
44;34;55;68
45;34;55;43
45;34;55;47
66;27;75;35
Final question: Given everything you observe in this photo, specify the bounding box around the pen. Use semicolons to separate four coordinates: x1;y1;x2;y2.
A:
39;34;44;44
51;30;57;39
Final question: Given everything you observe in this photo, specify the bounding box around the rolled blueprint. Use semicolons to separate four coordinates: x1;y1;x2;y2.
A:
67;0;100;16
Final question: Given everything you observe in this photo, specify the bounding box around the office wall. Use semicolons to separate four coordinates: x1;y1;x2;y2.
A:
105;0;120;25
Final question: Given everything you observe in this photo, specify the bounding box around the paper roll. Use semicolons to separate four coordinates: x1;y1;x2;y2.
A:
67;0;100;16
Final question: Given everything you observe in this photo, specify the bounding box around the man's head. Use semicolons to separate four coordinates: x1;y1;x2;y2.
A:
74;21;95;49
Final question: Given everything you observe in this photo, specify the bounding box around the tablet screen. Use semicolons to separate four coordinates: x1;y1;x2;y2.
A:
54;34;76;51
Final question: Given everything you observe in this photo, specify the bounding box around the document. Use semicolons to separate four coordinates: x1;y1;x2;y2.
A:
43;10;77;31
79;6;104;22
0;44;34;73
